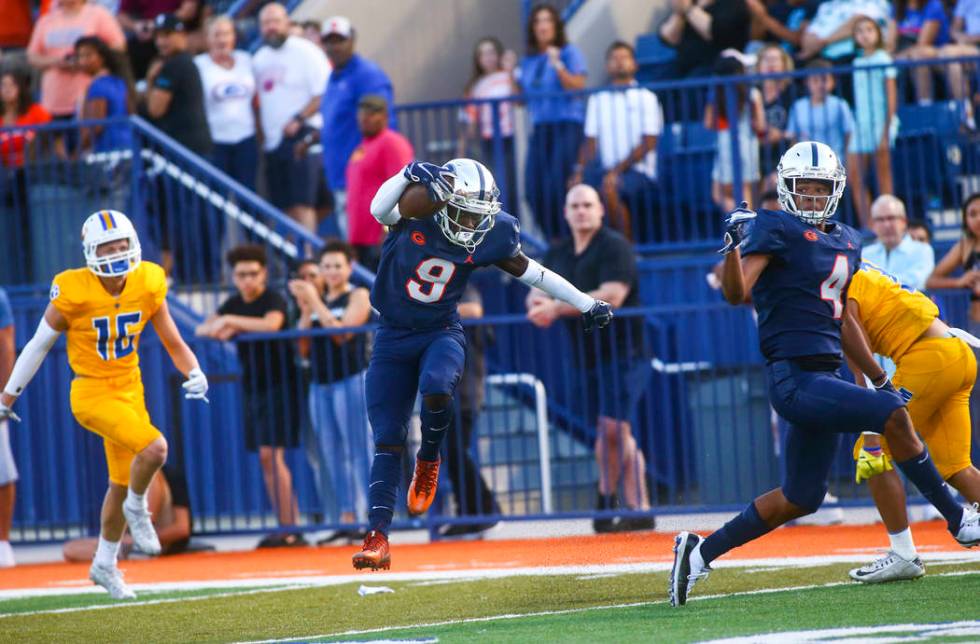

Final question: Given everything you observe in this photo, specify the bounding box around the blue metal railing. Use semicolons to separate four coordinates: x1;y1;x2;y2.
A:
7;293;977;541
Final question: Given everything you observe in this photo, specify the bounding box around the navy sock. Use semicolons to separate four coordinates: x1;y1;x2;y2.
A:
896;449;964;534
367;448;402;535
700;502;773;565
417;399;454;462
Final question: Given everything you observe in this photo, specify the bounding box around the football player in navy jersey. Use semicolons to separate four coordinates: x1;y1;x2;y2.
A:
668;141;980;606
352;158;613;570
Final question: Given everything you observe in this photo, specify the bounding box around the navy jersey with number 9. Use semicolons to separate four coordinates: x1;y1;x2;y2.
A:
370;211;522;328
740;209;864;361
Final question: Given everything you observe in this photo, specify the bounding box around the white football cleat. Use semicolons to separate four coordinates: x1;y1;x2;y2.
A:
954;503;980;547
669;531;711;607
123;501;162;555
0;541;14;568
849;551;925;584
89;563;136;599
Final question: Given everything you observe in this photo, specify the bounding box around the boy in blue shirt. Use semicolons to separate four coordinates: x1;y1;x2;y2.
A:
786;60;855;166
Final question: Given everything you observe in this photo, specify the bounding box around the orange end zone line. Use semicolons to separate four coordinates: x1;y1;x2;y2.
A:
0;521;968;592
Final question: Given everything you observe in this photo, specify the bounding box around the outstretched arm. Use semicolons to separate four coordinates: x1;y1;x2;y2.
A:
498;253;594;312
501;252;613;331
152;300;208;402
1;304;66;411
151;300;201;378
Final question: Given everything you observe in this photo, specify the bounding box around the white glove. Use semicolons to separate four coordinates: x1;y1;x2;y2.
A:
0;402;20;423
182;367;209;403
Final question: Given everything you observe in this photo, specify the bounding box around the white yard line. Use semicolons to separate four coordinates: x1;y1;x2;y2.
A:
237;570;980;644
2;553;977;618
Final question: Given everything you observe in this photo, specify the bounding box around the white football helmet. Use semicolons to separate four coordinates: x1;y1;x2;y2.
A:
436;158;501;253
776;141;846;225
81;209;142;277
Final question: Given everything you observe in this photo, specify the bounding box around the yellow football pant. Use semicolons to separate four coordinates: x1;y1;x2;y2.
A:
70;373;162;486
854;336;975;479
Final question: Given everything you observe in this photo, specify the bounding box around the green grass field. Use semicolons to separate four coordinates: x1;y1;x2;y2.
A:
3;561;979;642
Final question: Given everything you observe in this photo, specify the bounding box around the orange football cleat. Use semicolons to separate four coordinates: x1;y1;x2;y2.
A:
352;530;390;571
407;456;441;516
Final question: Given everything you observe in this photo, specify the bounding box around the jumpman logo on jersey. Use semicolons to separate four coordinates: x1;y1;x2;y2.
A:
464;255;474;264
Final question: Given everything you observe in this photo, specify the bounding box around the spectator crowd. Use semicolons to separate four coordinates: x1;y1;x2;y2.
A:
6;0;980;554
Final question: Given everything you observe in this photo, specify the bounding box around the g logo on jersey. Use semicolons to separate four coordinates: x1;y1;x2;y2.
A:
411;231;426;246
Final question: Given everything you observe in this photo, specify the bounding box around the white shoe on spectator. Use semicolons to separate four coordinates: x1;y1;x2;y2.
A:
0;541;14;567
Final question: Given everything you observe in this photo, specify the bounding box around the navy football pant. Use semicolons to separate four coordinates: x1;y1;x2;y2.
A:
365;324;466;534
768;359;905;510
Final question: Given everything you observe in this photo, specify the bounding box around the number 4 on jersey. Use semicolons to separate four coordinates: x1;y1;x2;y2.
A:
820;255;849;319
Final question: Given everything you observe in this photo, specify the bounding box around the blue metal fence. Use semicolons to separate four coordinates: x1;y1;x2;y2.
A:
8;293;978;542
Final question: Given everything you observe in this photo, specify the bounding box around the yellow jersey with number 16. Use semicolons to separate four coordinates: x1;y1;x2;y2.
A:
847;262;939;363
49;261;168;379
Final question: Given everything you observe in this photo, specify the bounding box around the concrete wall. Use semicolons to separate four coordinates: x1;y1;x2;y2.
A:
292;0;525;104
566;0;671;87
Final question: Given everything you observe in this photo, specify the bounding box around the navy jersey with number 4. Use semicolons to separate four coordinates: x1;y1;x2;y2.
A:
371;211;522;328
740;208;864;361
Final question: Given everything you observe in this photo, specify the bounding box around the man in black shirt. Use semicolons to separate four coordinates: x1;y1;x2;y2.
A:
526;184;654;533
142;13;216;283
144;14;212;156
196;244;306;547
659;0;750;78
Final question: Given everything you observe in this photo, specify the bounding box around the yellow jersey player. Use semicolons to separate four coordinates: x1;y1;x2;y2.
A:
0;210;208;599
844;261;980;583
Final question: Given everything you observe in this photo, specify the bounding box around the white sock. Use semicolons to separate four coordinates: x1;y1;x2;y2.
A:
888;527;917;561
126;488;146;510
94;536;121;567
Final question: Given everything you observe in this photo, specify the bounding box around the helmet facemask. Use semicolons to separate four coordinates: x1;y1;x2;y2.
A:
776;166;845;226
86;235;142;277
82;210;142;277
435;180;500;253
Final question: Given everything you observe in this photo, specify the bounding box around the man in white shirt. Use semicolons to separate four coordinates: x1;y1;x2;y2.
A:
570;41;663;240
861;194;935;290
253;3;330;232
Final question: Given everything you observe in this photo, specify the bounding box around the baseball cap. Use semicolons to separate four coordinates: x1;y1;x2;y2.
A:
321;16;353;39
358;94;388;112
154;14;185;33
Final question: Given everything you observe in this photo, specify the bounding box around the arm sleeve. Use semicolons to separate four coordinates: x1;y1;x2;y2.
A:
909;244;936;290
2;318;60;396
153;60;179;92
562;45;588;76
644;91;664;136
306;44;330;96
148;264;169;316
583;95;598;137
740;213;786;257
96;7;126;49
370;168;409;225
841;99;856;134
517;258;595;312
